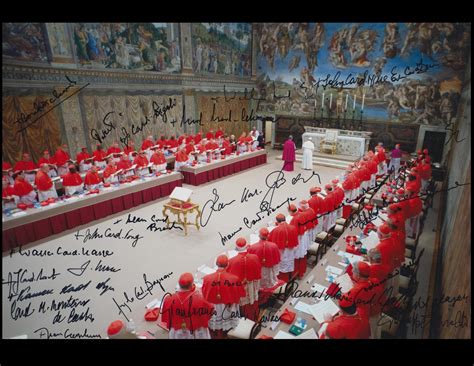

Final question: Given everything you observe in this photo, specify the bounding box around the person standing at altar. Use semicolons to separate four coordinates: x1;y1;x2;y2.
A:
282;135;296;172
227;238;262;321
302;137;315;170
388;143;402;178
202;255;245;339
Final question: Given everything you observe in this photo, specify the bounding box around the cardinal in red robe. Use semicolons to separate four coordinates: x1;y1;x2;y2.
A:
202;255;245;338
14;153;37;172
268;214;299;282
35;164;58;202
248;228;281;289
141;136;155;151
14;172;37;204
227;238;262;321
84;165;102;189
62;165;83;195
161;273;214;339
206;130;215;140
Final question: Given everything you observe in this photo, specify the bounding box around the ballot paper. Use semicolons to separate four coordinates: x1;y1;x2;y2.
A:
308;298;340;324
296;328;318;339
197;265;216;275
11;211;27;217
335;273;354;293
325;265;343;276
318;322;328;338
274;330;295;339
379;211;388;221
362;231;379;251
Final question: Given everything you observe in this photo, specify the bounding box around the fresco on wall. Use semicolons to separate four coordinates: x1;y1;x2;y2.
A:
191;23;252;77
256;23;471;125
45;23;74;61
2;23;49;63
73;23;181;72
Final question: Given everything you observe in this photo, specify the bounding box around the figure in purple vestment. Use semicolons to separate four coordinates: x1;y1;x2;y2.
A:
282;135;296;172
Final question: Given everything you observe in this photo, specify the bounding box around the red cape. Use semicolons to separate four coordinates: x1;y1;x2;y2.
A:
38;157;56;166
227;252;262;282
202;269;245;304
141;140;154;150
133;155;149;168
117;159;132;170
54;149;70;166
150;152;166;165
93;150;107;162
14;160;37;172
85;171;102;185
62;172;83;187
103;165;117;179
14;178;34;196
161;288;214;331
282;139;296;163
248;240;281;267
35;170;53;191
268;222;299;250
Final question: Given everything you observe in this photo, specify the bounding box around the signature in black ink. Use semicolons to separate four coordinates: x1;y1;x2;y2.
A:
200;188;236;227
15;75;90;134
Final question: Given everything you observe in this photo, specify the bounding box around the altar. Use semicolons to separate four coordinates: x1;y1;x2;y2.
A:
302;127;372;158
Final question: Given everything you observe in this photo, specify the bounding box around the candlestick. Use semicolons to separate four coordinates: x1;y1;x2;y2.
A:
329;93;333;109
314;98;317;110
353;94;357;110
345;93;349;111
361;92;365;111
322;91;325;109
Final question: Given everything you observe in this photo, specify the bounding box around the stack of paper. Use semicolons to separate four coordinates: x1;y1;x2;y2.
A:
337;251;364;265
311;283;328;295
294;301;312;315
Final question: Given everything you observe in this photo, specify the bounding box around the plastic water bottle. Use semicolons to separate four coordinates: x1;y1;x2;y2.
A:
328;274;334;283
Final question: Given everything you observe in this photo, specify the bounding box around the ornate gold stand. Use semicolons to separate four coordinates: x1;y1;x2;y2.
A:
162;201;201;236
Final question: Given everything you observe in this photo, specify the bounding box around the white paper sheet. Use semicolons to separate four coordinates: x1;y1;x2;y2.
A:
274;330;295;339
308;298;340;324
317;322;328;338
362;231;379;251
170;187;193;202
294;301;313;315
296;328;318;339
335;273;354;293
146;298;162;309
372;216;384;226
379;211;388;221
325;265;343;276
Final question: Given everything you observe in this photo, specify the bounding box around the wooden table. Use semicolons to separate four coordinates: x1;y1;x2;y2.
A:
162;202;201;236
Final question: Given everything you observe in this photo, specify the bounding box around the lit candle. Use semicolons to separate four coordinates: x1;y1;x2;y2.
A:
322;91;325;109
345;93;349;111
314;97;317;110
361;92;365;111
329;93;333;109
353;94;357;110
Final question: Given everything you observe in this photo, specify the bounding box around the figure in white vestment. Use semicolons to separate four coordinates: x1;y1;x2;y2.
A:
302;137;315;170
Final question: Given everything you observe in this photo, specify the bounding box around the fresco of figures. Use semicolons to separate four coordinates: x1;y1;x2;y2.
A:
72;23;181;72
2;23;49;63
192;23;252;77
256;23;470;125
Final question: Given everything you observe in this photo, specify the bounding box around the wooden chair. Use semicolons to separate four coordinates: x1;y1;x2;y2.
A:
332;224;345;238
